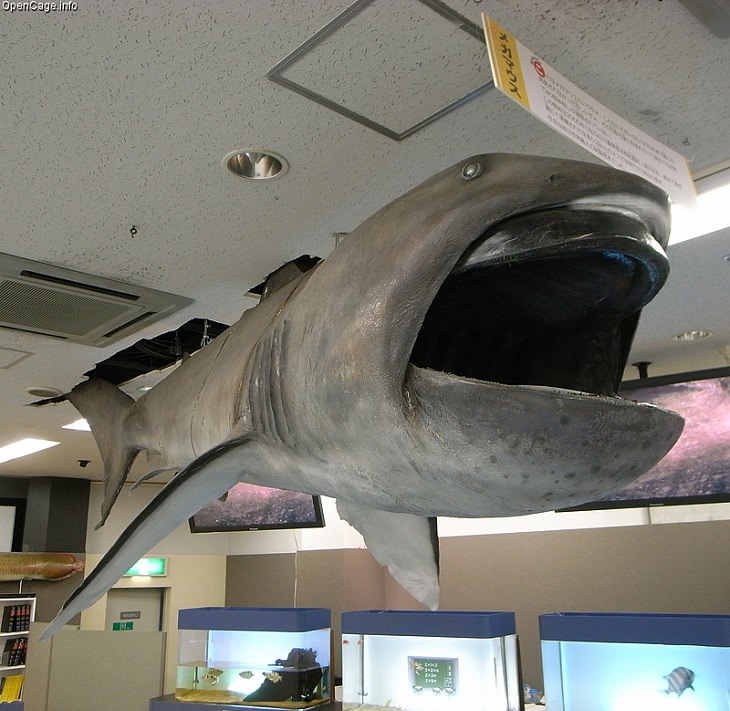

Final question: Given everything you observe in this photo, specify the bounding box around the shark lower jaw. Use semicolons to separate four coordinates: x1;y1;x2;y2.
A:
409;205;670;400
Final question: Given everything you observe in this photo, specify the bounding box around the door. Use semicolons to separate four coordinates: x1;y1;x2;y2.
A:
104;587;165;632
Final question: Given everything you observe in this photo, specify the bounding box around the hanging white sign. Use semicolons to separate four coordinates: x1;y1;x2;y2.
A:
482;13;695;206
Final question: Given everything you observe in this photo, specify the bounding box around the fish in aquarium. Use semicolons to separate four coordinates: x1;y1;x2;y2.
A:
663;666;695;697
239;670;255;679
264;671;283;683
200;667;224;685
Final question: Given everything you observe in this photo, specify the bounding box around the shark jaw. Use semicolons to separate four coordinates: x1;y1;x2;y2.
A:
410;205;668;397
400;198;684;517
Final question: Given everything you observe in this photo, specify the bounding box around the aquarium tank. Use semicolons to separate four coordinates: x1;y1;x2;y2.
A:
175;606;331;707
540;612;730;711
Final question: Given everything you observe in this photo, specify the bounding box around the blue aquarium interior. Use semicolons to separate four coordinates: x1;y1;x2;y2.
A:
541;613;730;711
542;640;730;711
176;607;331;707
177;628;330;703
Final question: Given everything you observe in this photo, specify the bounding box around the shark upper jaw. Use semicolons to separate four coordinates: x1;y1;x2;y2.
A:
408;199;671;401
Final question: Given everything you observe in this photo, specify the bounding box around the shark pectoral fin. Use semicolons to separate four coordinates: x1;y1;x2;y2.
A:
40;436;252;642
336;500;440;610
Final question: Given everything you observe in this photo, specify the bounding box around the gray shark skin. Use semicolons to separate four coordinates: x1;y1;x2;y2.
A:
40;153;683;640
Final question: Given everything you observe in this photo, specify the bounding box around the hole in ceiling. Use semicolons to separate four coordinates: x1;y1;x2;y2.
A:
84;318;229;385
85;256;321;386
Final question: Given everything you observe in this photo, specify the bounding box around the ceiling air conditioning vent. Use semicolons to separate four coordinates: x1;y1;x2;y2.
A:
0;253;193;346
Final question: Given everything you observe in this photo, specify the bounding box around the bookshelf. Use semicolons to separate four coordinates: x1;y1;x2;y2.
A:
0;594;35;706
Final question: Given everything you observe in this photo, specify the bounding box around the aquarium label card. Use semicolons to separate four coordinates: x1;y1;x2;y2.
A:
481;13;695;206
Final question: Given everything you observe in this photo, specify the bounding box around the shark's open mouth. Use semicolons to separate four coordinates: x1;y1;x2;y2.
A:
410;207;668;397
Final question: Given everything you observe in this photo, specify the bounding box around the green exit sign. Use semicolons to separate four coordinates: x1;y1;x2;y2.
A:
112;621;134;631
123;557;167;576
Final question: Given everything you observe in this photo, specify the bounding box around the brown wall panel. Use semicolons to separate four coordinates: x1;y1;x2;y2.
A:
438;520;730;688
225;552;297;608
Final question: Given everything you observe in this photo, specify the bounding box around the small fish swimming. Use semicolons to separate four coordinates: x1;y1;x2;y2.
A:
238;670;254;679
664;666;695;697
201;668;224;686
263;671;282;683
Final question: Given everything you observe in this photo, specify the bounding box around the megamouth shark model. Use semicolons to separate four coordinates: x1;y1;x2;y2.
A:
40;153;683;639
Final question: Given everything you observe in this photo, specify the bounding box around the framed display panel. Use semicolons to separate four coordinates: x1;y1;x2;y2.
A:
0;499;25;552
560;366;730;511
189;482;324;533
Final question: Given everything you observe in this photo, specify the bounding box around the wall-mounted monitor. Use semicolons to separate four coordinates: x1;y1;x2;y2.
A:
189;482;324;533
560;366;730;511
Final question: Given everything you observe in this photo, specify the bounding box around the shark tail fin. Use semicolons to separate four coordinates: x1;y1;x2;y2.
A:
66;379;141;528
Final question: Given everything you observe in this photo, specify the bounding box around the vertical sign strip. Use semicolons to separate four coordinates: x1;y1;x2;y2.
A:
483;15;530;110
481;13;695;206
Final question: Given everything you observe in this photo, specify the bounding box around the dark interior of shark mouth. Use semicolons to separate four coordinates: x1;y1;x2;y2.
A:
409;208;667;398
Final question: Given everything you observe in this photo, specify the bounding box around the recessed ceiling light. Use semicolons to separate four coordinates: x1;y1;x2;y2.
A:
224;150;289;180
0;437;60;464
62;418;91;431
674;329;713;341
25;385;63;398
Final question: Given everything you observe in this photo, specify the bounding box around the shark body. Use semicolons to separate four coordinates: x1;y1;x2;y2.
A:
40;153;683;639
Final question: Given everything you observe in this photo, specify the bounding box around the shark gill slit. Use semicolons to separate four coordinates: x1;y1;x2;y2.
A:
249;326;291;445
188;329;234;458
270;320;294;446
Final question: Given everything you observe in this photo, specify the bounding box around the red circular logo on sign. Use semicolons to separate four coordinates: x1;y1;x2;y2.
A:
531;57;546;78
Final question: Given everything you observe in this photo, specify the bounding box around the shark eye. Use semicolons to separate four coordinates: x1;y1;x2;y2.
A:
461;161;482;180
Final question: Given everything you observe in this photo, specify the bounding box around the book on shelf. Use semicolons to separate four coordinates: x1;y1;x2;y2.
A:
1;638;26;667
0;673;23;702
0;604;31;633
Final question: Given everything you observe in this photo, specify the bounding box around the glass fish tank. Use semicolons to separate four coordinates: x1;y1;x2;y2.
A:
175;607;331;707
540;612;730;711
341;610;521;711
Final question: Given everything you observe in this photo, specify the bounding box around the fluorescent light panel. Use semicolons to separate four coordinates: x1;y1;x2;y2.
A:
669;168;730;245
0;437;60;464
62;418;91;431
